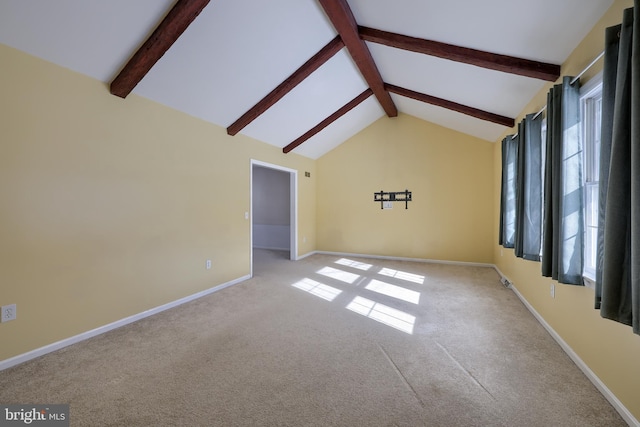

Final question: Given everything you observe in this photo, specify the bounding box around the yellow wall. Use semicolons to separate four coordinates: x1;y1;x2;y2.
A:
0;43;316;361
2;0;638;420
317;113;494;263
493;0;640;421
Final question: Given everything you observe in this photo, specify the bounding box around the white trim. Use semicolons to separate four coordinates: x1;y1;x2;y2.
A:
579;70;603;97
494;267;639;427
491;265;513;289
250;160;297;174
0;275;250;372
492;265;508;283
296;250;318;260
314;250;494;268
582;275;596;290
580;74;603;284
290;169;298;261
250;160;299;275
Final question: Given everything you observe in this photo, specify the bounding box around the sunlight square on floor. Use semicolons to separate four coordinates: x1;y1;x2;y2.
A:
378;268;424;284
346;296;415;334
316;266;361;284
365;279;420;304
292;278;343;302
334;258;373;270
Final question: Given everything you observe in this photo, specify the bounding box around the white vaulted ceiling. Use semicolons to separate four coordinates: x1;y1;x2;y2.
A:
0;0;613;158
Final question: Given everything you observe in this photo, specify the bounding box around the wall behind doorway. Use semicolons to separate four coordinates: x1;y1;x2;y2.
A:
252;166;291;251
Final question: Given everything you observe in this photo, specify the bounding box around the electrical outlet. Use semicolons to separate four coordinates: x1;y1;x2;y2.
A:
206;259;212;270
550;284;555;299
1;304;17;322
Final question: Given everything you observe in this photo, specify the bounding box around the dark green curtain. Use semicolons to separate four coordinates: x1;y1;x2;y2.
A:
595;25;620;311
514;114;544;261
541;76;584;285
596;2;640;334
499;135;518;248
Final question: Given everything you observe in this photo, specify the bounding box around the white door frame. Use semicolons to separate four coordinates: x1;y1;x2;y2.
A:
250;159;298;277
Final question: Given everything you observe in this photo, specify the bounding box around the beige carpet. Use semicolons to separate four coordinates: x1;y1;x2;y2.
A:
0;249;626;426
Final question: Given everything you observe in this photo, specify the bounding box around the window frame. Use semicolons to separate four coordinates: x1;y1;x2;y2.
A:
539;117;547;260
579;71;603;287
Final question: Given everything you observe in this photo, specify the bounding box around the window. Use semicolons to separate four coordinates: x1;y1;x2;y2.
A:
580;73;603;283
500;135;519;248
539;118;546;259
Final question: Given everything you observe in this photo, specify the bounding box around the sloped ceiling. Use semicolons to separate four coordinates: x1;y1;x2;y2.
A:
0;0;613;159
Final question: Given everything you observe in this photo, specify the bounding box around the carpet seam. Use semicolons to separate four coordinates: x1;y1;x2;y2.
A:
376;343;426;408
435;341;496;401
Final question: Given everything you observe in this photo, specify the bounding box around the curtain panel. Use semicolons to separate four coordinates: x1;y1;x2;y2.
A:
499;135;518;248
514;114;544;261
596;2;640;334
541;76;584;285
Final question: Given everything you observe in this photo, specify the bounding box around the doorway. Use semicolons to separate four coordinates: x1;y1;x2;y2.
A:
250;160;297;277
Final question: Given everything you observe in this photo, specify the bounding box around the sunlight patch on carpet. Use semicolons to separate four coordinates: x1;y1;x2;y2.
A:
335;258;373;271
378;268;424;284
292;278;342;301
317;266;361;284
346;296;415;334
365;279;420;304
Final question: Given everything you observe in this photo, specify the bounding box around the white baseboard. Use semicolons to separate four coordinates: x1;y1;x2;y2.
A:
495;267;639;427
295;250;318;260
0;274;250;372
492;265;507;282
314;250;495;268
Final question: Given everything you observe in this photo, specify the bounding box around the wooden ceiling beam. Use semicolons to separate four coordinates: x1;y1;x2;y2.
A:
318;0;397;117
110;0;210;98
385;83;515;127
360;26;560;82
227;36;344;136
283;89;373;153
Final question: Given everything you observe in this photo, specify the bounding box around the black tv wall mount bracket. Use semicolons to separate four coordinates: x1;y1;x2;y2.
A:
374;190;412;209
